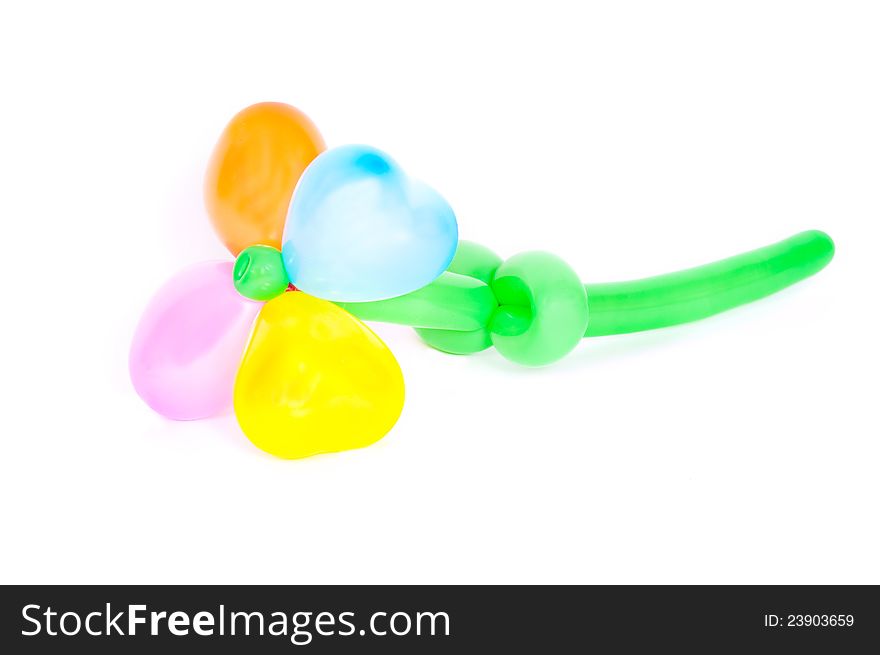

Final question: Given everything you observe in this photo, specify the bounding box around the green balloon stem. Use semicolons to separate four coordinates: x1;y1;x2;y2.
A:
583;230;834;336
342;230;834;341
338;272;496;331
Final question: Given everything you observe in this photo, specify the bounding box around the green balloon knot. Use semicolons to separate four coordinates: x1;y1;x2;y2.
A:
233;245;290;301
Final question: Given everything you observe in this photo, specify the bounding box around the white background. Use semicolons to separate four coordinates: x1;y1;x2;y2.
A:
1;1;878;584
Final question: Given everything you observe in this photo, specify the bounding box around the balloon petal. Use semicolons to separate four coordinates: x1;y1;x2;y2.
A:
205;102;325;255
234;291;405;459
130;261;261;420
282;145;458;303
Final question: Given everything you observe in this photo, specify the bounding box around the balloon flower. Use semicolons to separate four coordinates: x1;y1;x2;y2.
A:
130;102;835;459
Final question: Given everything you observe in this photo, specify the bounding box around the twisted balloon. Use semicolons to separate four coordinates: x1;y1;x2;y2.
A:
131;100;835;461
234;230;835;366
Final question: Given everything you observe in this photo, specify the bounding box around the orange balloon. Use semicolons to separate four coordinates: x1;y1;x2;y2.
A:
204;102;325;255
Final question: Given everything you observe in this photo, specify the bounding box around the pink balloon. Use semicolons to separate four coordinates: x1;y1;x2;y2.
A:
130;261;262;420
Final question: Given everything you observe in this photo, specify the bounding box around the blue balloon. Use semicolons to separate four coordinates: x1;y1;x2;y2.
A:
281;145;458;303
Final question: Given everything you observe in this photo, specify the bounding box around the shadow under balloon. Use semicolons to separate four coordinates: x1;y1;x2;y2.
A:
454;312;742;376
139;410;399;465
137;410;263;458
555;325;698;372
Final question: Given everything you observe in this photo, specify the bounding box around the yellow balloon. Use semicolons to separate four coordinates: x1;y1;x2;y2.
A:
233;291;405;459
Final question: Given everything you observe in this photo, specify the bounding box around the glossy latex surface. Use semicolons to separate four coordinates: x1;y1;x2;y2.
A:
359;232;834;363
130;262;261;420
489;251;589;366
584;230;835;336
414;241;503;354
233;291;405;459
233;245;290;301
205;102;325;255
340;271;495;331
282;145;458;302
